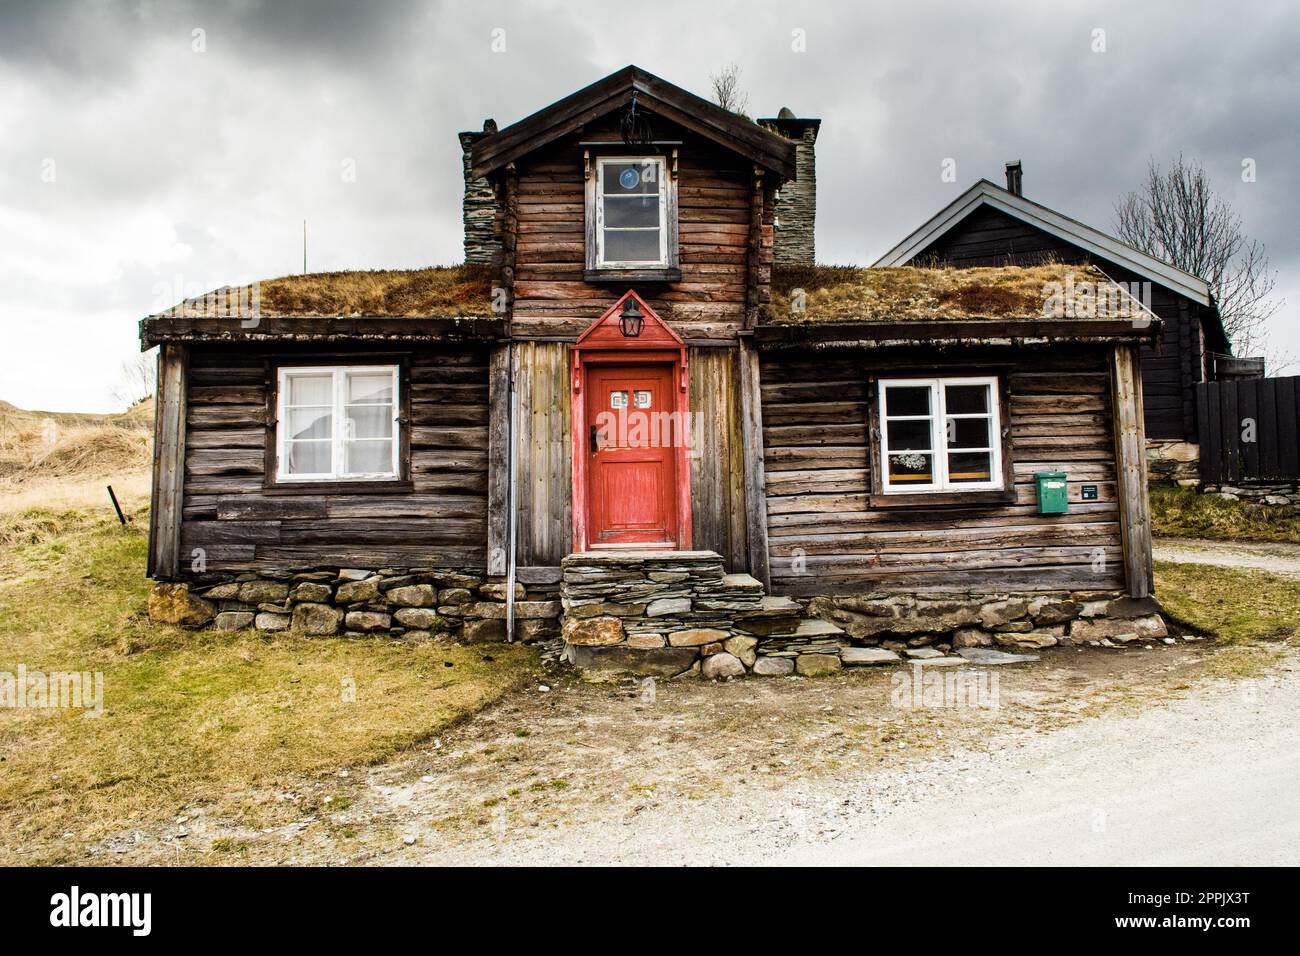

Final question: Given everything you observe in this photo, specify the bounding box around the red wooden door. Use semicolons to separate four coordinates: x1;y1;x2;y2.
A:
585;364;678;547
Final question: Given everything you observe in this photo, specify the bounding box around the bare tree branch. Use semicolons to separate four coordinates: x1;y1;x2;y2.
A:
709;63;749;118
1114;155;1282;361
111;354;156;408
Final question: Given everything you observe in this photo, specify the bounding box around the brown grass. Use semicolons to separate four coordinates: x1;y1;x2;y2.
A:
0;516;537;862
157;265;496;319
765;262;1129;324
1151;484;1300;543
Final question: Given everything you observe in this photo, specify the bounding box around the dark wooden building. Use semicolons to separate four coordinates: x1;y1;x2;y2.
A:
141;67;1165;675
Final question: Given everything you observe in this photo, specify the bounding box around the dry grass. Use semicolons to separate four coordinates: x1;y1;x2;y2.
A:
0;405;153;555
155;265;495;319
0;515;537;863
1155;559;1300;644
1151;483;1300;543
765;262;1136;324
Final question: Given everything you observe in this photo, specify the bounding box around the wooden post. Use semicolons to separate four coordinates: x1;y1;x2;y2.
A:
148;342;188;579
486;342;512;576
1111;343;1152;597
738;340;771;589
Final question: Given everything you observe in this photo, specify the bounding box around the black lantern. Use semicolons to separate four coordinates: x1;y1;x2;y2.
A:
619;297;644;337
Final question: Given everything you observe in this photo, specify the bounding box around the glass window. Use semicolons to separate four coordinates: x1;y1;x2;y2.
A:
277;366;399;481
879;377;1001;493
597;157;666;267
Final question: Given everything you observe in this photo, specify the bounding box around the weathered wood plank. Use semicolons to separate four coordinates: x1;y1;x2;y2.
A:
1110;344;1152;598
149;343;188;579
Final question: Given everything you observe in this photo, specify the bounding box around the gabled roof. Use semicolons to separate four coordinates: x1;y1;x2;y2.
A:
873;179;1214;308
469;65;797;180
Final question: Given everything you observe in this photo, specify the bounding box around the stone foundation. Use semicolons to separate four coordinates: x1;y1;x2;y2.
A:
559;551;1171;679
559;552;1171;679
1203;481;1300;511
149;567;561;642
1147;439;1199;486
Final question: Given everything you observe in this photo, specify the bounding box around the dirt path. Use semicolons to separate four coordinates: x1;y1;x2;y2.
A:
1154;536;1300;577
403;646;1299;866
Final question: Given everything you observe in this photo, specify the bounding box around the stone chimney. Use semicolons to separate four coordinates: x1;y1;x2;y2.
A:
1005;160;1023;197
759;108;821;266
458;119;502;265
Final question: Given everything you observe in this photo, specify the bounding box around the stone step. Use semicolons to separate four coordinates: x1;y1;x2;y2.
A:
790;617;845;638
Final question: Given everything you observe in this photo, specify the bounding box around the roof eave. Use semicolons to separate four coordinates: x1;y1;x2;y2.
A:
754;317;1163;350
469;65;797;180
139;315;505;350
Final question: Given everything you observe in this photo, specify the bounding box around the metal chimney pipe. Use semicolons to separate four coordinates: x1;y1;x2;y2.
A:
1005;160;1023;196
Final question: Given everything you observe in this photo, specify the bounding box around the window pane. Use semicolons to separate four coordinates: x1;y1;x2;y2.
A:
887;452;934;484
604;195;661;228
347;405;393;440
288;408;332;440
286;440;330;475
885;385;931;417
603;229;662;263
347;373;392;405
948;451;993;483
948;416;991;449
346;440;393;475
945;384;990;415
286;374;331;407
602;161;659;195
886;418;933;451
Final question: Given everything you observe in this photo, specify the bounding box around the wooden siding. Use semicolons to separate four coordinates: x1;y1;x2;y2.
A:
180;344;490;571
914;203;1206;442
760;346;1126;594
513;341;573;566
510;115;768;344
688;348;748;570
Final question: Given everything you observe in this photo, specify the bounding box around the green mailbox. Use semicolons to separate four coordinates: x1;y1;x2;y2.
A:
1035;471;1069;514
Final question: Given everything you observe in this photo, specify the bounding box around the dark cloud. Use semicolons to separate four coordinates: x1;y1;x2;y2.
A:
2;0;1298;410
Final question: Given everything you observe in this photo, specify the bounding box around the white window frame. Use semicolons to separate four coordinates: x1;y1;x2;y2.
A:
595;156;668;268
878;376;1003;493
276;365;401;483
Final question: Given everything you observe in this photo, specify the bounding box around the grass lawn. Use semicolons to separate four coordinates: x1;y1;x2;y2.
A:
0;512;536;863
1155;558;1300;644
1151;483;1300;543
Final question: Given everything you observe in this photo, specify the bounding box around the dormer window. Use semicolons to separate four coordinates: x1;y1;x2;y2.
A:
597;157;666;266
585;154;680;281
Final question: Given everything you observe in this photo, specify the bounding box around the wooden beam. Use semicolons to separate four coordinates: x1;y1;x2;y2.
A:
743;167;765;331
148;343;188;579
738;340;771;589
1110;343;1152;597
486;343;512;576
754;318;1163;349
140;315;506;347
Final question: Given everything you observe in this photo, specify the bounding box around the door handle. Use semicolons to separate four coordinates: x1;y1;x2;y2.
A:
590;424;599;454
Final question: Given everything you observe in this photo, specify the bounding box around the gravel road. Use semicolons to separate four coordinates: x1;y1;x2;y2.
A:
417;650;1300;866
1154;536;1300;577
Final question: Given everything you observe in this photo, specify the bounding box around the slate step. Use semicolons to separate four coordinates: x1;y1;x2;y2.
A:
790;618;845;638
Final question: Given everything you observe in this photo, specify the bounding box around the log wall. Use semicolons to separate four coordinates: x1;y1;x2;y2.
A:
760;345;1126;594
179;344;490;572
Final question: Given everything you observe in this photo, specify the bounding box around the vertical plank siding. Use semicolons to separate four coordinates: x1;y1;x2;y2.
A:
1111;344;1153;597
1197;376;1300;482
179;344;491;571
148;343;188;579
688;347;748;570
513;341;572;566
760;346;1126;595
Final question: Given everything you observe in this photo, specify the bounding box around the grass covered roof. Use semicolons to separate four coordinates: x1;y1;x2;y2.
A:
764;263;1148;324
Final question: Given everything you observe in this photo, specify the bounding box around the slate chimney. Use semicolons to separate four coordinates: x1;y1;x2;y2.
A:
458;119;502;265
1005;160;1023;197
759;108;821;266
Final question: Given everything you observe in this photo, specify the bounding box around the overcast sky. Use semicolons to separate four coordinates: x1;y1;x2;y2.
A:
3;0;1298;412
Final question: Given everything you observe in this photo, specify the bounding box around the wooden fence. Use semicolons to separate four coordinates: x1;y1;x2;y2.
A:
1196;377;1300;483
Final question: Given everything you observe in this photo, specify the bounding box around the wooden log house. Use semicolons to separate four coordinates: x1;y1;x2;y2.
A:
141;66;1167;675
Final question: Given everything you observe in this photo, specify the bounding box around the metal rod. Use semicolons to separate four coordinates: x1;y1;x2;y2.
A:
106;485;127;525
